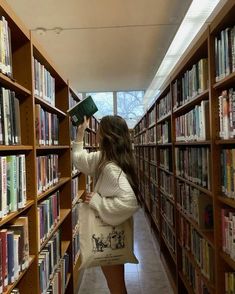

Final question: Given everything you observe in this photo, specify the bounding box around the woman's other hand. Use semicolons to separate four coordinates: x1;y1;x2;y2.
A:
84;192;95;204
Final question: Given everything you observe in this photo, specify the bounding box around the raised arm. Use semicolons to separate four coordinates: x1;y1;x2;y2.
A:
72;116;101;175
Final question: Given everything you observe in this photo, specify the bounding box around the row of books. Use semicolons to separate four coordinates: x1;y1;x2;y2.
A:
35;104;59;146
160;171;173;197
147;126;156;144
215;26;235;82
161;194;174;226
179;215;214;281
150;164;157;183
175;100;209;142
148;105;156;126
0;88;21;145
225;272;235;294
0;216;29;293
149;147;156;162
221;209;235;259
71;177;79;205
157;92;171;121
176;180;213;229
36;154;59;194
46;253;69;294
33;57;55;106
157;121;171;144
182;248;210;294
37;192;60;248
159;148;172;171
162;217;176;254
73;234;80;263
219;88;235;139
221;148;235;198
172;58;208;110
0;155;26;218
150;182;158;204
175;147;211;189
38;231;60;294
72;203;79;236
0;16;12;77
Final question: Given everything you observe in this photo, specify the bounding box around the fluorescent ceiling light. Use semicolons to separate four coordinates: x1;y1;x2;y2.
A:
143;0;222;109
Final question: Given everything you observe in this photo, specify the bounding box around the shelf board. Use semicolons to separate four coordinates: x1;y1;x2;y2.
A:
73;250;81;269
36;145;70;150
177;207;214;247
159;189;175;205
157;142;172;147
37;177;70;201
161;212;175;232
178;271;194;294
173;90;209;115
215;139;235;145
61;240;70;257
220;251;235;270
161;234;177;264
34;96;67;117
175;140;211;146
175;175;212;197
158;166;173;175
72;190;85;207
0;72;31;96
151;214;160;231
39;209;70;252
72;171;81;178
65;273;71;290
0;200;34;227
157;113;171;124
218;196;235;208
179;244;215;290
160;253;177;293
5;255;35;294
0;145;33;151
213;71;235;89
148;122;156;129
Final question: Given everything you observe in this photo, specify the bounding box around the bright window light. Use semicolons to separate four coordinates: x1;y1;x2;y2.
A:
143;0;222;109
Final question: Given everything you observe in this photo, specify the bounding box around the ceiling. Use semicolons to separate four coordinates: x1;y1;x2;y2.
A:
6;0;192;93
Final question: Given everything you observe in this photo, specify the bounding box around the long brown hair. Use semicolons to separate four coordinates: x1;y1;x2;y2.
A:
97;115;139;199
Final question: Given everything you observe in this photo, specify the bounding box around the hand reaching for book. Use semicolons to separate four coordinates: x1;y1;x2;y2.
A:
84;192;95;204
76;116;90;142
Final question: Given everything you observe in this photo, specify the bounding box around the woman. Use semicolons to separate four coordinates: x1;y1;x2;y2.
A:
72;115;139;294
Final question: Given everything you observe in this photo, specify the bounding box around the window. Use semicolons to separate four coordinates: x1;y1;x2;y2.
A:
117;91;145;128
86;92;114;120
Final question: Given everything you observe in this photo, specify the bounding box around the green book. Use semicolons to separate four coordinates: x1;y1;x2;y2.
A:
67;95;98;126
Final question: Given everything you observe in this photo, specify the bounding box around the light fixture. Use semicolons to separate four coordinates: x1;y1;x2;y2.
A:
143;0;223;110
35;27;46;36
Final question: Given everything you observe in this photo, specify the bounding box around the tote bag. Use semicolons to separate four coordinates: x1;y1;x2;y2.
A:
79;202;138;269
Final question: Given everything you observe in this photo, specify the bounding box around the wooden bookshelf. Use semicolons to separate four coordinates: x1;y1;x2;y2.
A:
0;1;99;293
133;2;235;293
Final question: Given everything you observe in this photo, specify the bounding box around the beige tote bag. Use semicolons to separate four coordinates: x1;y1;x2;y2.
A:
79;202;138;269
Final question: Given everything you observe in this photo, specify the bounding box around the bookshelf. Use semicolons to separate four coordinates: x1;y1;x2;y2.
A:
134;1;235;293
0;1;99;293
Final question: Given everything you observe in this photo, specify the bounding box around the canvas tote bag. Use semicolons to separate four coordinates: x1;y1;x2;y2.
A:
79;202;138;269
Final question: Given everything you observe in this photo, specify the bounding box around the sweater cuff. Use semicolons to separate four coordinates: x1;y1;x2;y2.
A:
89;192;102;211
72;141;84;152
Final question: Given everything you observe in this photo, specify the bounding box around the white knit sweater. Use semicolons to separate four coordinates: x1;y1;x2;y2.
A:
72;142;139;226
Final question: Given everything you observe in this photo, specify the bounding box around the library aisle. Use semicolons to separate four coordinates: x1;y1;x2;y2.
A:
78;209;173;294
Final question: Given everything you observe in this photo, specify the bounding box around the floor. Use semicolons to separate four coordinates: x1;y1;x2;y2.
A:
78;208;174;294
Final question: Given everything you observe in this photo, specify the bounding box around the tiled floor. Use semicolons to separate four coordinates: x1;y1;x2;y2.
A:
78;209;174;294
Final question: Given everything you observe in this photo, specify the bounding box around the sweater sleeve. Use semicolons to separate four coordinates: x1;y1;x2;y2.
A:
89;163;139;226
72;141;101;175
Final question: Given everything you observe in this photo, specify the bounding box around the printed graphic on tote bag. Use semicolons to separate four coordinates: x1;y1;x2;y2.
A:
92;227;125;253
